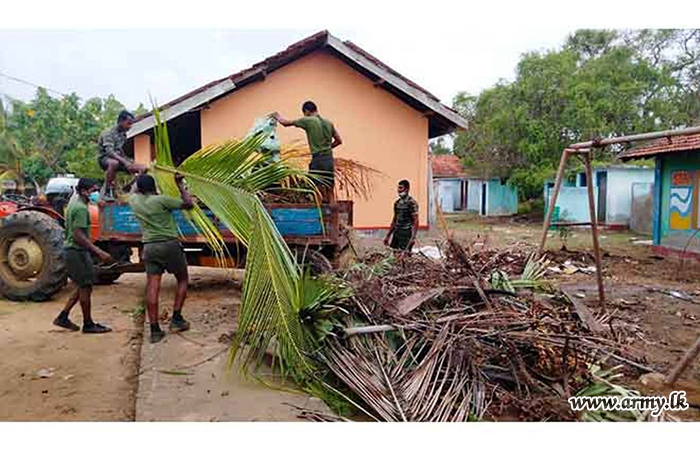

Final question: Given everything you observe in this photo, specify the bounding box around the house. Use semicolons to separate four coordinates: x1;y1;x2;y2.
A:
466;178;518;216
431;154;468;213
125;30;467;229
543;165;654;229
429;155;518;216
619;133;700;259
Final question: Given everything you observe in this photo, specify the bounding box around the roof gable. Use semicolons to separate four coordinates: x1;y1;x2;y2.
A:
128;30;467;139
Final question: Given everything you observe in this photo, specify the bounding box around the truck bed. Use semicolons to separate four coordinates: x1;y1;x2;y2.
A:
97;201;353;248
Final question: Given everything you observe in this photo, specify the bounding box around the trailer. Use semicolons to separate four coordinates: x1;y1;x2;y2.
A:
0;181;353;301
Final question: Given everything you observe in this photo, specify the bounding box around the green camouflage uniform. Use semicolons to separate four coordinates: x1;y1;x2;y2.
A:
97;125;129;171
390;194;419;250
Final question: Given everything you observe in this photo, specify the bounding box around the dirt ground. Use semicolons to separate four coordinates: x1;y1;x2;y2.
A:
0;274;144;421
2;213;699;421
0;267;327;422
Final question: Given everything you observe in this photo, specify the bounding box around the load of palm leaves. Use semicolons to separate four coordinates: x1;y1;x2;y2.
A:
309;243;655;421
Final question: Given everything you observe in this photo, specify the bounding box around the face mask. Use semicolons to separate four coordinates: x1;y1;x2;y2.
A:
399;191;408;198
88;192;100;204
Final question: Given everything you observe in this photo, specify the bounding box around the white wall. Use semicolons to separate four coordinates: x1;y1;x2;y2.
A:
435;178;462;213
467;179;484;212
605;169;655;225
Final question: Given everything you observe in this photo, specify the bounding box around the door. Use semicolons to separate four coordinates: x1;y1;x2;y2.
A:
597;171;607;223
480;182;487;215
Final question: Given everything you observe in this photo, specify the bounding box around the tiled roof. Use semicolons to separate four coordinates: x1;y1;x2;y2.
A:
432;154;466;178
619;132;700;160
131;30;467;138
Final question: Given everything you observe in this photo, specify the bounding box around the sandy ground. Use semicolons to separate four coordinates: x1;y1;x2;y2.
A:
0;267;327;421
135;268;327;421
0;275;143;421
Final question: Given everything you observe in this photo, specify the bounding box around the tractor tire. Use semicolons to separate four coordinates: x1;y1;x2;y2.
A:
292;247;333;276
0;210;67;301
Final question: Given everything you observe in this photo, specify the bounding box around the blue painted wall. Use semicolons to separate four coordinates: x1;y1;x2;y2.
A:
486;179;518;216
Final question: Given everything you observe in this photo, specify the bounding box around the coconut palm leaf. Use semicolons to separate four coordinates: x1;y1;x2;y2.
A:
149;105;322;384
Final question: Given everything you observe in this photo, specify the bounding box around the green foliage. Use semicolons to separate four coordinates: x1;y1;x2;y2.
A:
429;137;452;155
453;29;700;200
2;89;132;186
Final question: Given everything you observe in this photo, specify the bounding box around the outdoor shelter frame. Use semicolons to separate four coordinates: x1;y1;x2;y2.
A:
538;125;700;386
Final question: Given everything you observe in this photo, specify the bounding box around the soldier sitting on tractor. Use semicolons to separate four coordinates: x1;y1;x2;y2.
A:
98;110;145;201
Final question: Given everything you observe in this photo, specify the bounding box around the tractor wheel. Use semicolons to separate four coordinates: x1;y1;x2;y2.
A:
0;210;67;301
292;247;333;276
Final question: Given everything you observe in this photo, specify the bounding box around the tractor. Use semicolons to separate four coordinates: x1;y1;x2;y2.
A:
0;175;353;302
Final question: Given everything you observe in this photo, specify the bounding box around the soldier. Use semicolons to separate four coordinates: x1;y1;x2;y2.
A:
129;173;194;344
98;110;145;201
384;179;419;251
52;178;115;334
272;101;342;202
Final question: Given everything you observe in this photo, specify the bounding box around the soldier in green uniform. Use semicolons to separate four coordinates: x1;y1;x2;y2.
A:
129;174;194;343
384;179;419;251
52;178;115;333
98;110;145;201
272;101;342;202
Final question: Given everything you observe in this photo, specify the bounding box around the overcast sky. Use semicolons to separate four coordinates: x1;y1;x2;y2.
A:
0;28;574;110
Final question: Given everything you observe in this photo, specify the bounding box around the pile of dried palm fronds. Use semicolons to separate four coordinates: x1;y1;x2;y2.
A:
312;241;652;421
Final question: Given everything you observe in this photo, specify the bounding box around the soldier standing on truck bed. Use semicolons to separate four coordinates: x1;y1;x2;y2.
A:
52;178;116;334
272;101;342;202
384;179;419;252
129;173;194;344
98;110;145;201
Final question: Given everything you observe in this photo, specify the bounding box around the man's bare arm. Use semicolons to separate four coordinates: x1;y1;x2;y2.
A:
383;216;397;246
271;112;296;127
331;127;343;149
74;228;113;263
176;174;194;210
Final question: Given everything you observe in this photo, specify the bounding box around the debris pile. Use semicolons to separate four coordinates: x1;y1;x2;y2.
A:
316;242;649;421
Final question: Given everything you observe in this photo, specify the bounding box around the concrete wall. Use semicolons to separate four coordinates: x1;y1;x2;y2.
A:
486;180;518;216
466;179;483;212
657;152;700;253
198;51;429;229
630;182;653;236
544;167;653;226
603;168;654;225
544;186;599;223
435;178;462;213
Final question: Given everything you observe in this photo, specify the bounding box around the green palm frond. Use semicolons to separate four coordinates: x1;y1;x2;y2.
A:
148;104;323;385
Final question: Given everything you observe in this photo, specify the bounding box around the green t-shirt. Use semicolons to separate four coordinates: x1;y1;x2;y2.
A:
293;115;335;155
129;194;184;243
64;197;90;249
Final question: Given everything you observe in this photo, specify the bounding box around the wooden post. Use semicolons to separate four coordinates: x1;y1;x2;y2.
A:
665;334;700;385
539;149;571;252
583;151;606;311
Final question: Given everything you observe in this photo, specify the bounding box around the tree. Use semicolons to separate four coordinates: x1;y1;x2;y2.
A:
453;28;700;200
429;137;452;155
4;89;130;185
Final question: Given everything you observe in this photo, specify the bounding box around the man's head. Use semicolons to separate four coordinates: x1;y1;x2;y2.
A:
398;179;410;197
76;178;100;199
136;174;158;195
117;110;135;131
302;101;318;117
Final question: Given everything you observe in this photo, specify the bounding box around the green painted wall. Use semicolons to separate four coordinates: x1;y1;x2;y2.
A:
659;152;700;251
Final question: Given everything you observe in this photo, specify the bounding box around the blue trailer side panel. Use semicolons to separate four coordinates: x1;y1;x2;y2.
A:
104;204;324;238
